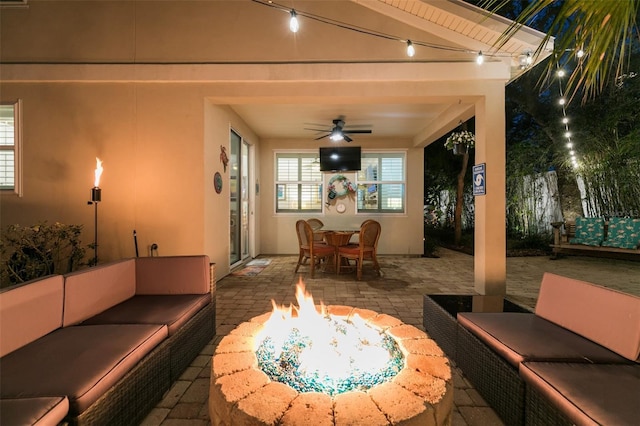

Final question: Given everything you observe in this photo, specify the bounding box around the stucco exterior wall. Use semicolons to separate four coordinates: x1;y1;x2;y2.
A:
259;138;424;256
0;82;210;258
260;139;424;256
1;0;527;286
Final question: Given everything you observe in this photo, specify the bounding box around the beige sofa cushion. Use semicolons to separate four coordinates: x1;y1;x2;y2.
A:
520;362;640;426
0;324;167;415
535;272;640;361
135;255;210;295
63;259;136;326
0;275;64;357
0;397;69;426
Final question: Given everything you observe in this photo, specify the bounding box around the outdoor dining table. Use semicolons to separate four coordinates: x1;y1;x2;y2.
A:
314;229;360;273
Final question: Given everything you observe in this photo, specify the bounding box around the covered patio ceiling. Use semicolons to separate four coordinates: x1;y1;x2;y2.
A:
223;0;552;146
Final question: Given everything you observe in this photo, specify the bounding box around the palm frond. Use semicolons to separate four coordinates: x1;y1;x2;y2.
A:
481;0;640;104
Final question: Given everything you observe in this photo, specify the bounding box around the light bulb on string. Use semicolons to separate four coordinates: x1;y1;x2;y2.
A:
289;10;299;33
406;40;415;57
566;142;573;149
576;49;585;58
562;117;569;124
564;131;571;138
558;98;566;105
476;51;484;65
557;69;566;77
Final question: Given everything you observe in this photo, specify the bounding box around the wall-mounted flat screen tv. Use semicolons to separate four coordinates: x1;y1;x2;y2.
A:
319;146;361;171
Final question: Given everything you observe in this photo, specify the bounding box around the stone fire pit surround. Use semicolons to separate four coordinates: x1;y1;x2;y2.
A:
209;305;453;425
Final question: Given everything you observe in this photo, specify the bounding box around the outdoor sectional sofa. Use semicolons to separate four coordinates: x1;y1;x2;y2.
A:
456;272;640;425
0;255;215;426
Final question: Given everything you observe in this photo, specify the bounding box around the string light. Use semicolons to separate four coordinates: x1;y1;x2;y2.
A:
289;9;299;33
556;60;579;169
406;40;415;57
576;49;585;58
252;0;517;63
525;51;533;65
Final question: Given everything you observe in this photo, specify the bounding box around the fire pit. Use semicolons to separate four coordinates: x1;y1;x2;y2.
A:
209;282;453;425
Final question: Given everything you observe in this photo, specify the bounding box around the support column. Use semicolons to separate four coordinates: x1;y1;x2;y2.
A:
473;84;506;295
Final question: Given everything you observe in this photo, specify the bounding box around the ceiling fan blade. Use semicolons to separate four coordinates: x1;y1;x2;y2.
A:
344;134;353;142
304;127;330;132
344;129;372;134
342;124;373;129
315;134;330;140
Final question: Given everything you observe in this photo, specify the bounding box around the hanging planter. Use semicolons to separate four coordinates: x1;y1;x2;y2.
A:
452;143;467;156
445;130;475;156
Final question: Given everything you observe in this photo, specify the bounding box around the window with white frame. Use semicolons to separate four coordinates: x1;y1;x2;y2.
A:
0;100;22;195
275;152;323;213
357;152;405;213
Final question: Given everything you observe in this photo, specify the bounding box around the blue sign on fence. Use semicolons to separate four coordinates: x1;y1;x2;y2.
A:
473;163;486;196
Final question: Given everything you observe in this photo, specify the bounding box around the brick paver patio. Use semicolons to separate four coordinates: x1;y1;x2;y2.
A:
142;248;640;426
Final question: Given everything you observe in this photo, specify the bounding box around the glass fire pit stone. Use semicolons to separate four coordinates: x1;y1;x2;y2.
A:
255;315;404;395
210;305;454;426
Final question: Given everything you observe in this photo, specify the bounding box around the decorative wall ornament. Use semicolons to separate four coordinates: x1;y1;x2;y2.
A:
214;172;223;194
219;145;229;172
327;174;356;205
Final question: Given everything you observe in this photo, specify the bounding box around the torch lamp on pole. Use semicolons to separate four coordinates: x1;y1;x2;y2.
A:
88;158;103;266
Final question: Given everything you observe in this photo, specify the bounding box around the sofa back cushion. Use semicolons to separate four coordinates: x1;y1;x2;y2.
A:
569;216;605;246
602;217;640;249
63;259;136;326
0;275;64;357
535;272;640;361
135;255;210;295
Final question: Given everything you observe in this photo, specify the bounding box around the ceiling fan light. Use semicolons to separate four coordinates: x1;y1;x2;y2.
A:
330;130;344;141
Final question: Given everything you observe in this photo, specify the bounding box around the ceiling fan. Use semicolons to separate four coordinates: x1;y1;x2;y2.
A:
304;116;372;142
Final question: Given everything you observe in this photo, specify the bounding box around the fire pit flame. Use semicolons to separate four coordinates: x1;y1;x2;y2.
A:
254;280;404;395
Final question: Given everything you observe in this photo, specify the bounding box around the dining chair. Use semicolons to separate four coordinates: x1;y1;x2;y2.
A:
348;219;373;244
295;220;335;278
307;218;326;244
337;219;381;280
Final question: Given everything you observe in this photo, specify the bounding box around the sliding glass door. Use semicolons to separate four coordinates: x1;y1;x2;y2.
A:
229;130;250;266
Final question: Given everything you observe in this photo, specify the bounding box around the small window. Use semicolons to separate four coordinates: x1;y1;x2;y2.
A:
0;100;22;196
357;152;405;213
275;152;323;213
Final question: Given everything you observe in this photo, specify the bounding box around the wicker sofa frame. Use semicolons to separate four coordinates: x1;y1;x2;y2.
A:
0;258;216;426
456;321;527;425
423;294;531;425
78;261;216;425
453;273;639;425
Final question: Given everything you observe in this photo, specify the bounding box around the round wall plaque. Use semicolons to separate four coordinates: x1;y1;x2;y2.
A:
214;172;223;194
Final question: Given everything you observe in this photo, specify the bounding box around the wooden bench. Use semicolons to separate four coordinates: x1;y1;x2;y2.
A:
551;218;640;260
